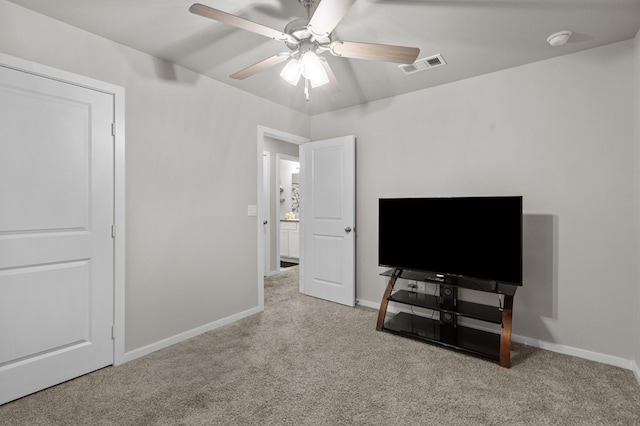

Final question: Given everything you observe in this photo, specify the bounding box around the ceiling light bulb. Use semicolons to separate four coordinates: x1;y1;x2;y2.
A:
309;69;329;88
547;30;572;47
280;59;302;86
301;51;329;88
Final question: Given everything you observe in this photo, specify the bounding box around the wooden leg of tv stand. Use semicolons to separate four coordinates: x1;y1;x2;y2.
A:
500;295;514;368
376;273;400;331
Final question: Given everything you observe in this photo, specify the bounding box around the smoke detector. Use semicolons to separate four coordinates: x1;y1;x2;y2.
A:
547;30;572;47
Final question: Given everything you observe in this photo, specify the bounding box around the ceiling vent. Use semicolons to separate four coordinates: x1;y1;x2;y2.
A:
399;54;447;75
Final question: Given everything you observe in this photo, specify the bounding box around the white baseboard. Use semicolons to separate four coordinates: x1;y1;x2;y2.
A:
120;306;263;364
512;334;633;370
356;299;381;310
358;298;637;374
632;361;640;385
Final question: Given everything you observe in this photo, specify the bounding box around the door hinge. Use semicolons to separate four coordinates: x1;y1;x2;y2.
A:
111;224;116;238
111;325;116;339
111;122;116;137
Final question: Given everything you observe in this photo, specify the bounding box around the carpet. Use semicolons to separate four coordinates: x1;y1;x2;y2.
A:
1;266;638;425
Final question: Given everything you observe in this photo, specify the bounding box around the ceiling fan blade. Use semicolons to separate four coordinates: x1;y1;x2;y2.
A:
230;53;290;80
308;0;357;37
189;3;297;45
329;41;419;64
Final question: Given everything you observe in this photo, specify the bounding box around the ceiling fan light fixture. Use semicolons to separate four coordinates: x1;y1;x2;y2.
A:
280;59;302;86
301;51;329;88
309;69;330;88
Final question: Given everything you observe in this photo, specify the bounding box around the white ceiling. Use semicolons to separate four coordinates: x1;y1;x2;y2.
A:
9;0;640;115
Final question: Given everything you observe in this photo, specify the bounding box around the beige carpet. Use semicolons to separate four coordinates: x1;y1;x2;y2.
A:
1;266;639;425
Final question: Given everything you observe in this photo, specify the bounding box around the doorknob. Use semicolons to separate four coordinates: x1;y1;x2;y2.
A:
345;227;352;234
263;220;268;225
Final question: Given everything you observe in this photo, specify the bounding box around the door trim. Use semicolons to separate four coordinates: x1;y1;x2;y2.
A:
0;52;126;366
257;126;309;310
262;151;271;276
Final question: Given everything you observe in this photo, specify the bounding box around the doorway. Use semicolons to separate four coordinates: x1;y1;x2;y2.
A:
277;155;300;270
257;128;357;309
256;126;309;310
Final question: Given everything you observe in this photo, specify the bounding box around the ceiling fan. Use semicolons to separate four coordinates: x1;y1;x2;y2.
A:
189;0;420;100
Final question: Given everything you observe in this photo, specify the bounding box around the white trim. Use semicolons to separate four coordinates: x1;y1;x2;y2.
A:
360;297;638;373
512;334;633;370
0;52;127;367
121;306;262;363
632;361;640;385
257;126;309;311
112;78;126;367
356;298;381;310
262;151;272;277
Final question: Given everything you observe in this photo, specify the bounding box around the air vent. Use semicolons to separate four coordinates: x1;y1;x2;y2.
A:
399;54;447;75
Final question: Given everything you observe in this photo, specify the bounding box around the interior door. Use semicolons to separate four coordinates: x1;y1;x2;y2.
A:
0;64;115;404
300;135;355;306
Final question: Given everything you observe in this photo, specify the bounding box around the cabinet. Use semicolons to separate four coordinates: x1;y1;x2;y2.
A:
280;220;299;260
376;268;517;368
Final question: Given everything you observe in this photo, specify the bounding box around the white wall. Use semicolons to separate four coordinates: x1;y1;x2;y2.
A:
0;1;310;352
311;41;635;360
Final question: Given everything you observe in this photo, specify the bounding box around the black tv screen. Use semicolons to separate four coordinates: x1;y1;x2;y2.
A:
378;196;523;285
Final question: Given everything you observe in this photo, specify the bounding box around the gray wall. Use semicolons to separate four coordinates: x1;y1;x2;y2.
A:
311;41;636;360
0;1;310;352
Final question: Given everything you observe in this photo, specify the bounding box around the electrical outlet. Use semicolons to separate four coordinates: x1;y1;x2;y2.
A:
417;282;426;293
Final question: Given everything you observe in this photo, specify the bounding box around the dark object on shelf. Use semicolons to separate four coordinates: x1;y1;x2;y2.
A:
376;268;516;368
280;261;298;268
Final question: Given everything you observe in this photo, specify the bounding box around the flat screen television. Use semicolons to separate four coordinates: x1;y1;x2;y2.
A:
378;196;523;286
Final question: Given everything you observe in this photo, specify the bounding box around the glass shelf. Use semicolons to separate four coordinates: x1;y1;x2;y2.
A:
380;268;518;296
388;290;503;324
383;312;501;361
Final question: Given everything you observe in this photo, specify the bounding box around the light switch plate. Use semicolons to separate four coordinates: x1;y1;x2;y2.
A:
247;205;257;216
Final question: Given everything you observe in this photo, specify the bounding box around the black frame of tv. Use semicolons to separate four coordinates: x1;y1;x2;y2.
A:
378;196;523;287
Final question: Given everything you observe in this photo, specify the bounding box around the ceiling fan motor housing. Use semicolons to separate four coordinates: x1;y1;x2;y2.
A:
284;18;331;52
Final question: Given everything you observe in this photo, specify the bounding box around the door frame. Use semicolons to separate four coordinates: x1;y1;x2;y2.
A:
262;151;271;276
0;52;126;366
257;126;309;310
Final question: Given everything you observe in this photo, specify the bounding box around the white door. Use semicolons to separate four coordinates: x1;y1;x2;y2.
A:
0;65;115;404
300;135;355;306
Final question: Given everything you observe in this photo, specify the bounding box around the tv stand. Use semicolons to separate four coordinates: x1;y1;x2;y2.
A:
376;268;517;368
